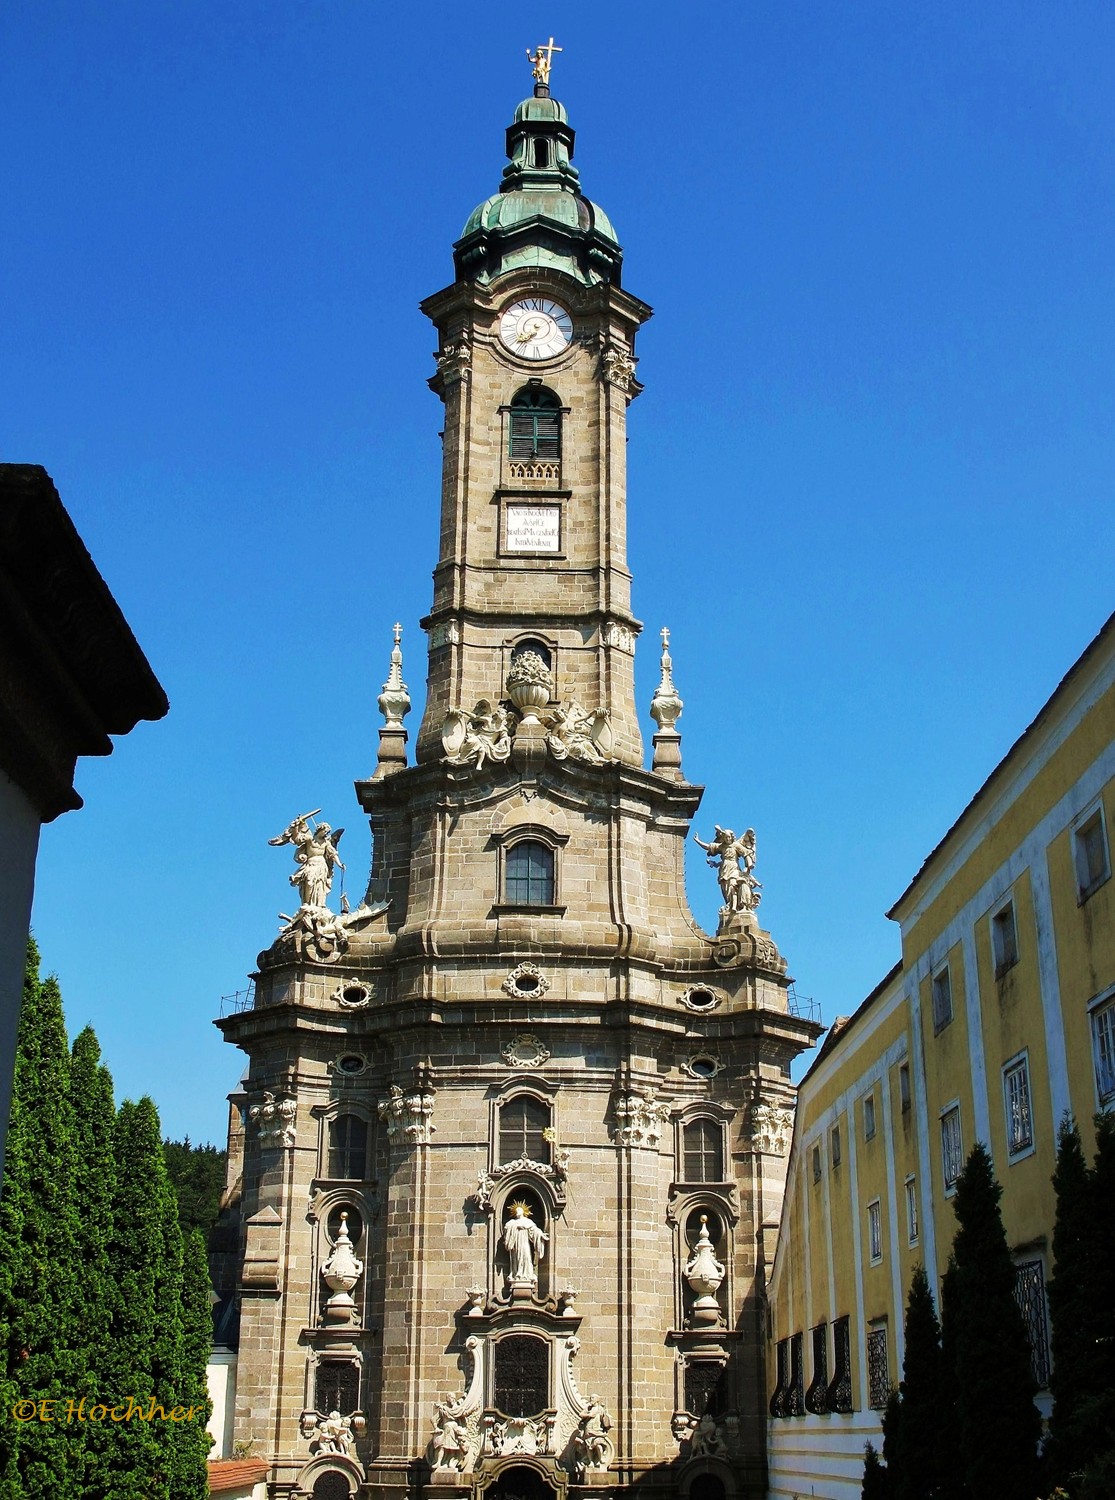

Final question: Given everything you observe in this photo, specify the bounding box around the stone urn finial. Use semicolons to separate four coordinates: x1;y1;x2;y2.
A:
322;1212;364;1323
506;650;553;723
684;1215;725;1327
378;623;412;727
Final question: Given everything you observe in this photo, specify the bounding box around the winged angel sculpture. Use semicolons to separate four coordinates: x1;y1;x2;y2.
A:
267;809;387;963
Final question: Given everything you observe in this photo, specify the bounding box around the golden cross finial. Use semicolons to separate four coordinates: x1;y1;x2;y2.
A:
527;36;562;88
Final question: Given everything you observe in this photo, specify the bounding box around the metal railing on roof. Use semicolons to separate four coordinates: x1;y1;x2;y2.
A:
218;984;255;1018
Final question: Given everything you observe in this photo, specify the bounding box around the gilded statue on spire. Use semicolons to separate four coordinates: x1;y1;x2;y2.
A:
526;37;562;88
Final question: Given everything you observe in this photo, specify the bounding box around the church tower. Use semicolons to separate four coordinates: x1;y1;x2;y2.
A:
217;50;821;1500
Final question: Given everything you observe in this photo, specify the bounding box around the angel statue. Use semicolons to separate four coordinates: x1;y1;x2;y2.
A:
545;700;612;765
431;1399;471;1471
694;826;761;914
270;809;345;909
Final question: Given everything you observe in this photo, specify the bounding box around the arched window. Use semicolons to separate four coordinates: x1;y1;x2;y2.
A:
682;1118;724;1182
509;387;561;461
499;1094;551;1164
505;840;555;905
533;138;549;168
510;638;552;670
327;1115;368;1179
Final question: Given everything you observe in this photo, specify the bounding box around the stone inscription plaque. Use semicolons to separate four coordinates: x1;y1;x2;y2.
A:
505;504;560;554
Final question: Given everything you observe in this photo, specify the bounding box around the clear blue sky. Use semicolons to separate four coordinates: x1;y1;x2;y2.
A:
6;2;1114;1145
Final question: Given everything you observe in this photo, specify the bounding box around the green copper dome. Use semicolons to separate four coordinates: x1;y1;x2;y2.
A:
454;90;622;286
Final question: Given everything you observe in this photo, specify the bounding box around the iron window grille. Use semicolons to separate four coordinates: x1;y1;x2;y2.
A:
505;840;555;905
788;1331;805;1416
941;1105;963;1193
769;1339;789;1418
685;1361;728;1418
1004;1058;1034;1155
327;1115;369;1180
866;1328;890;1410
493;1335;549;1417
499;1095;551;1165
825;1316;853;1413
805;1324;829;1414
682;1118;724;1183
1013;1260;1051;1390
315;1360;360;1416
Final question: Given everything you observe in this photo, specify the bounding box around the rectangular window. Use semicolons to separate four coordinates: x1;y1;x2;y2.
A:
827;1316;853;1413
1090;993;1115;1106
899;1062;911;1114
863;1092;877;1141
992;900;1020;976
867;1199;882;1263
905;1176;919;1245
1075;806;1111;902
830;1124;842;1169
1003;1056;1034;1156
941;1104;963;1193
866;1326;890;1409
931;964;954;1033
811;1144;822;1183
1014;1260;1051;1390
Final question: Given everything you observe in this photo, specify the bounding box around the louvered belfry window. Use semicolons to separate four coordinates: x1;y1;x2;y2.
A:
509;387;562;460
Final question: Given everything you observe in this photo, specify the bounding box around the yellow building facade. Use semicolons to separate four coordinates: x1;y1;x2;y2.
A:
766;611;1115;1499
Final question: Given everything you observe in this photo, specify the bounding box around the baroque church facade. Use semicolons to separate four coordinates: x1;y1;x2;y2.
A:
215;60;820;1500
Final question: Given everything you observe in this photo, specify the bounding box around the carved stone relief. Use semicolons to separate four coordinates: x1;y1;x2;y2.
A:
249;1091;297;1149
750;1101;794;1156
377;1082;436;1144
501;1033;551;1069
612;1087;672;1148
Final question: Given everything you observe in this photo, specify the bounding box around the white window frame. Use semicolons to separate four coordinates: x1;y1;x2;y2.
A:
898;1061;911;1114
1074;801;1111;903
931;962;954;1034
867;1198;882;1264
863;1090;877;1141
940;1101;963;1195
1002;1051;1035;1160
905;1175;919;1245
991;897;1019;978
1089;985;1115;1109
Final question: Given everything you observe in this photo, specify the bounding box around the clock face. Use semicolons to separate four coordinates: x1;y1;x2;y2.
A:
498;298;573;361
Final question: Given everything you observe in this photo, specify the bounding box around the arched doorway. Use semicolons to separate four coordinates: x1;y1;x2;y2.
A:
487;1463;557;1500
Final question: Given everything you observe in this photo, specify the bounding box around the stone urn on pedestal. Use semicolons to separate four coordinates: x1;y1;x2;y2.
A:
322;1212;364;1324
507;651;552;775
685;1215;725;1328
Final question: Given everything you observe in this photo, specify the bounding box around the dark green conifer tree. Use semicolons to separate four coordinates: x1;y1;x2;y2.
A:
892;1265;945;1500
0;941;81;1499
67;1027;118;1497
945;1143;1040;1500
862;1440;890;1499
174;1230;215;1494
102;1098;165;1497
